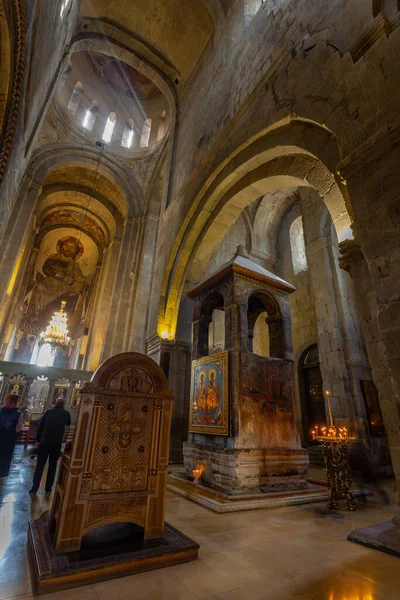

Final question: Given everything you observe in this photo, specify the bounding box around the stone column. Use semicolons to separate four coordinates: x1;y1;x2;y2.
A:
224;302;248;351
0;181;42;340
128;215;160;352
339;239;394;473
147;334;191;462
342;143;400;552
304;236;352;423
83;236;122;371
345;146;400;505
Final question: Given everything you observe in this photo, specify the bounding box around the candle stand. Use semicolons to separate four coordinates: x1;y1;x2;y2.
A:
311;423;356;512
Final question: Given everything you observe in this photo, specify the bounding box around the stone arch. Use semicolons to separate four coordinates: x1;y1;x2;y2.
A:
38;185;123;242
251;188;299;265
0;145;146;368
201;0;225;42
247;289;283;358
201;291;225;317
27;144;143;218
158;120;352;338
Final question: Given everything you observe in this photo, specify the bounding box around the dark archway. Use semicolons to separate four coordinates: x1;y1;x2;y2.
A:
298;344;325;443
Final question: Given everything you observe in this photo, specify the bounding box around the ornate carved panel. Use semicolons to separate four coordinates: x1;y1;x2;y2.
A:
90;395;154;494
50;352;173;553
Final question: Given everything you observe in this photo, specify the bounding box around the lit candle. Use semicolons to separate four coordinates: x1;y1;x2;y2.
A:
325;390;334;427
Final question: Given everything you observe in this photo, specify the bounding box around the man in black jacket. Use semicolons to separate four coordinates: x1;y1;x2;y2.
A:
29;397;71;495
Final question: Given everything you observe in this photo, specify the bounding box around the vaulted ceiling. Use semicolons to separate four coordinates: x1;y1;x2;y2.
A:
80;0;215;83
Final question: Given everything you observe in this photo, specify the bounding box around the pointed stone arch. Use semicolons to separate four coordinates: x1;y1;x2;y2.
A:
157;119;353;339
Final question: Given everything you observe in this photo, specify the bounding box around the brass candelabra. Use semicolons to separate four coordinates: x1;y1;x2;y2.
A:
311;391;356;511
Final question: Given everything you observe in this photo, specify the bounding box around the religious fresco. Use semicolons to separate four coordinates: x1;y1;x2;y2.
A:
20;229;98;337
7;228;99;367
41;210;106;247
86;51;161;101
189;351;229;436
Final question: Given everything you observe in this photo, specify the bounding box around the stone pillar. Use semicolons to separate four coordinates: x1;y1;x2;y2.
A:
344;145;400;506
192;314;212;359
127;215;159;353
84;236;122;371
304;236;352;423
147;334;191;463
325;236;392;476
224;302;248;351
340;143;400;552
339;239;393;403
0;181;42;341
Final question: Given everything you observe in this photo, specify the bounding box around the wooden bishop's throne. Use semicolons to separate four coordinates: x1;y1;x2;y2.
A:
50;352;173;553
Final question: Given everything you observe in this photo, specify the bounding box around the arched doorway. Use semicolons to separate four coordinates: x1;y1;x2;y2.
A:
299;344;325;443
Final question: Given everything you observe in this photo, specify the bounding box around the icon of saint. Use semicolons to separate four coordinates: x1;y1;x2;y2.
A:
206;369;220;414
195;372;207;412
23;236;87;329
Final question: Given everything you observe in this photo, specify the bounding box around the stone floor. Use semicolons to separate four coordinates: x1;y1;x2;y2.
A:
0;447;399;600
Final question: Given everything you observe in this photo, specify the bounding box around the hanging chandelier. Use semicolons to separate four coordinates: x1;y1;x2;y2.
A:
39;301;70;349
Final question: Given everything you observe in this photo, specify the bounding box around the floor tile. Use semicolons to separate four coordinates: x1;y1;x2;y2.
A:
0;447;399;600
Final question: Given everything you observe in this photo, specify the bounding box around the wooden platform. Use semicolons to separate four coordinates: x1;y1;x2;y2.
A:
28;512;199;594
167;472;370;513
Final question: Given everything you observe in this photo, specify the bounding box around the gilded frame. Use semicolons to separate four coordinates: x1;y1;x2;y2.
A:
189;351;229;436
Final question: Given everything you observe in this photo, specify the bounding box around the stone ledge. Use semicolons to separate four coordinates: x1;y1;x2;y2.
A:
167;472;370;513
348;519;400;558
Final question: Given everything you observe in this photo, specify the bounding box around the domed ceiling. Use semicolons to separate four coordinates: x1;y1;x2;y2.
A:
54;51;170;157
80;0;214;82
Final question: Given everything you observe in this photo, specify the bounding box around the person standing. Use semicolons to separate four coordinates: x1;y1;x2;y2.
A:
29;397;71;495
0;394;23;478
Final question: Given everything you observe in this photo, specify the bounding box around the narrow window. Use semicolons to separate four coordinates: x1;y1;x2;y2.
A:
102;112;117;143
289;216;308;275
244;0;265;26
140;118;152;148
208;309;225;354
121;118;135;148
60;0;71;18
67;81;84;114
82;101;98;132
157;110;167;142
253;311;269;357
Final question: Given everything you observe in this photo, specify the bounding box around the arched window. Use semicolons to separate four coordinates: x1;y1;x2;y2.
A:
102;111;117;143
208;309;225;354
67;81;84;114
198;291;224;358
244;0;265;26
252;311;269;357
121;118;135;149
140;118;152;148
60;0;71;18
82;101;98;132
289;216;308;275
157;110;167;142
247;291;283;358
31;342;56;368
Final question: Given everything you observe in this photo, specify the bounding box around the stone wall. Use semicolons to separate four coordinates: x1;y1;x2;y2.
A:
0;0;80;230
149;1;400;338
276;199;319;439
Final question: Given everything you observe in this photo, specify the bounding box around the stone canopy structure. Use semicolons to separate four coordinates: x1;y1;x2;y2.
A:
184;247;308;493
